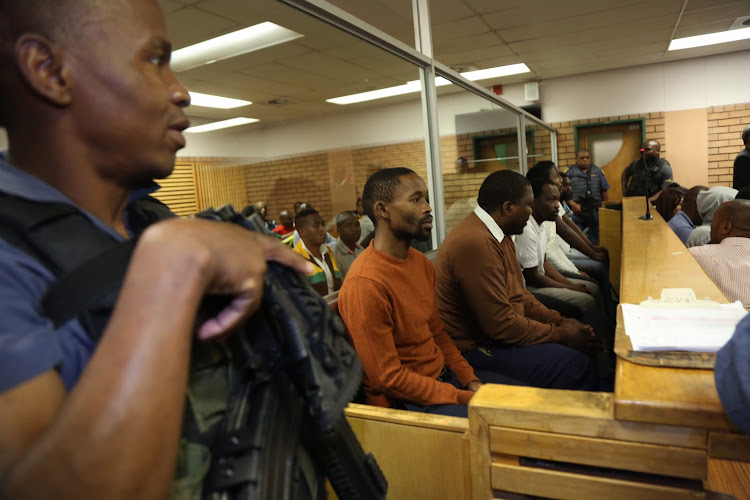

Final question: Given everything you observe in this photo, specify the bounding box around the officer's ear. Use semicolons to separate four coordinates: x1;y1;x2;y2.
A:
15;34;73;107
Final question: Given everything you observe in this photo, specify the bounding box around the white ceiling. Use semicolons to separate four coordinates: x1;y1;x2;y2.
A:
157;0;750;127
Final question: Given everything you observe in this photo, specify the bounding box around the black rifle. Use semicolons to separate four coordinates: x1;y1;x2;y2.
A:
1;192;387;500
197;206;387;500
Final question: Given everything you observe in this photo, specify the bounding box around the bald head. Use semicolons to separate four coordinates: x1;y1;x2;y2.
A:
642;139;661;164
710;199;750;244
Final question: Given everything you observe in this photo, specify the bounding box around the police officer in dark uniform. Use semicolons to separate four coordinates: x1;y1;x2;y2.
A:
621;139;673;199
567;149;610;243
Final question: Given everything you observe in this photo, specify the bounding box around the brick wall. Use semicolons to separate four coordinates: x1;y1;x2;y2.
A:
171;103;748;223
707;103;750;186
443;171;492;231
246;153;332;222
551;112;666;170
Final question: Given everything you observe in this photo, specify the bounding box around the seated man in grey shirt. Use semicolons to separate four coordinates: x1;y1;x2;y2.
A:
332;211;363;279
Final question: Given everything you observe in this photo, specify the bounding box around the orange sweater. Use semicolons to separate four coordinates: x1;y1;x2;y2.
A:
339;245;477;407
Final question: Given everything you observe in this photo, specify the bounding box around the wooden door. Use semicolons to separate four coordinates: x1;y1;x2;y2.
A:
576;121;644;201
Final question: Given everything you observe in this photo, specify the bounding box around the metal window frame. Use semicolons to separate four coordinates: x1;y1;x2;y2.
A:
278;0;558;243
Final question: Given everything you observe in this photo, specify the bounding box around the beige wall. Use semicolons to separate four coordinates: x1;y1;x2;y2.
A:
664;108;709;188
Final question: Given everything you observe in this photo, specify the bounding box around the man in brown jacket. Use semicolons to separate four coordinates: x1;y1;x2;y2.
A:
435;170;599;390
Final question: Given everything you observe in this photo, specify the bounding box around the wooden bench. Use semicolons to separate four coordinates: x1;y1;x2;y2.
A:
345;404;471;499
469;385;710;500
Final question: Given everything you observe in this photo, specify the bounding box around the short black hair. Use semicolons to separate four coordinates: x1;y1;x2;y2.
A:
0;0;96;126
295;208;320;227
531;178;557;199
362;167;416;222
742;124;750;145
336;210;357;226
736;185;750;201
526;161;557;181
240;205;255;217
477;170;531;213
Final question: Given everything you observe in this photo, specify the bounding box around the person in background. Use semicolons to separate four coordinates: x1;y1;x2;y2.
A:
736;185;750;201
547;173;616;325
332;211;362;279
668;185;708;244
240;204;255;218
621;140;673;199
254;201;276;231
689;200;750;309
339;168;516;417
566;149;610;244
732;124;750;191
715;313;750;436
434;170;599;390
272;210;295;238
293;209;342;296
528;162;613;309
292;202;336;247
515;178;609;344
654;186;686;222
686;186;738;248
356;196;375;246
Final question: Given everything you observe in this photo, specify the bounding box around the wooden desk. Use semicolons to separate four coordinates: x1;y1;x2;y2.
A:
615;197;733;430
467;197;749;499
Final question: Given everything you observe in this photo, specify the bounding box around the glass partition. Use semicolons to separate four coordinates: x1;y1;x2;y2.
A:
325;0;415;47
155;0;559;244
159;0;427;238
434;87;520;232
525;121;554;170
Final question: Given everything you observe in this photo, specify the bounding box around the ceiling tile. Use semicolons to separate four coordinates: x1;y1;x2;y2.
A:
680;2;750;26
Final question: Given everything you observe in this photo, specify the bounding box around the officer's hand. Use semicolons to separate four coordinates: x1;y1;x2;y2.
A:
139;219;313;340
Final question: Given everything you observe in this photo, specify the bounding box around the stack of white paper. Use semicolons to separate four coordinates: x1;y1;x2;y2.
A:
621;302;748;352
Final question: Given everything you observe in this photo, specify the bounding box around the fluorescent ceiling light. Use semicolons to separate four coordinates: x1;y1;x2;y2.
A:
171;22;304;72
327;63;531;105
461;63;531;80
669;26;750;51
185;117;259;133
189;92;251;109
327;81;422;105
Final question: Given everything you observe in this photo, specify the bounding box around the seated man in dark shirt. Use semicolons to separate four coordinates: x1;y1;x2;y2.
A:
732;124;750;191
435;170;599;390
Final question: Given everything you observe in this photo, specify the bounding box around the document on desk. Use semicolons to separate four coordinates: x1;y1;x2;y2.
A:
622;302;748;352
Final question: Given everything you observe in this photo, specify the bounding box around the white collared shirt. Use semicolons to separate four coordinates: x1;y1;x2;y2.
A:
515;216;546;275
473;205;506;244
301;240;335;294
